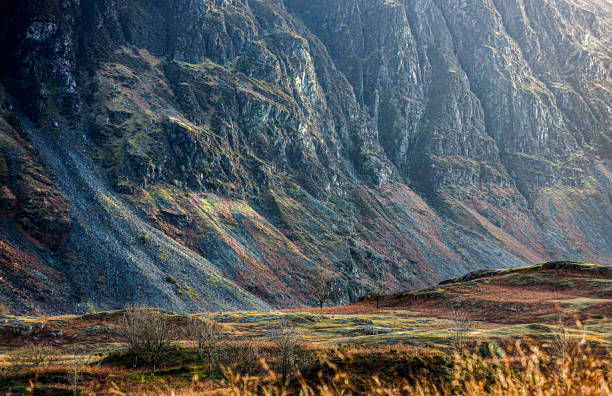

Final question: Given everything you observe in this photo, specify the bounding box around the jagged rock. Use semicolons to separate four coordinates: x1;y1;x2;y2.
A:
0;321;45;337
46;329;63;338
349;318;374;325
528;324;553;333
0;0;609;313
359;326;394;335
80;325;115;335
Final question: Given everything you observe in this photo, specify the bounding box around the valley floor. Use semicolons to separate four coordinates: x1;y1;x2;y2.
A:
0;262;610;394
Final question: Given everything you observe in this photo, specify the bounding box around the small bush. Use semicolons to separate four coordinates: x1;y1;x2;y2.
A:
186;318;225;375
449;308;473;350
270;320;302;383
550;318;581;359
230;338;262;376
119;306;175;371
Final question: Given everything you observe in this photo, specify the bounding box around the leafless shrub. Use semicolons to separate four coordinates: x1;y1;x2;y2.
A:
119;306;175;371
450;308;473;350
552;325;572;358
229;337;263;376
551;316;582;360
270;320;302;383
187;317;225;375
0;303;9;315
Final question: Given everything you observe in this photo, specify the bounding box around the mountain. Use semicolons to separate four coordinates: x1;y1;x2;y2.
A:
0;0;610;314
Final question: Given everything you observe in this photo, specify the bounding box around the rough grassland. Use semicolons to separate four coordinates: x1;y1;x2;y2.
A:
0;262;610;394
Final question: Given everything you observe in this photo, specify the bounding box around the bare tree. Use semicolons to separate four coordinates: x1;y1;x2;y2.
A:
119;306;175;371
271;320;302;384
312;272;333;308
372;276;388;309
449;308;472;350
187;317;225;375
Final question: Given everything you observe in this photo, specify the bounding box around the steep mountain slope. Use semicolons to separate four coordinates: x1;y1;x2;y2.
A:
0;0;609;313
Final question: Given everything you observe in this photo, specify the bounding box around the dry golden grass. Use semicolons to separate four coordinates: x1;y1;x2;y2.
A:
3;336;610;395
88;338;610;396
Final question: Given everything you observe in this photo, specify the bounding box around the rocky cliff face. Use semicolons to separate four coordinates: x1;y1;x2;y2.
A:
0;0;609;313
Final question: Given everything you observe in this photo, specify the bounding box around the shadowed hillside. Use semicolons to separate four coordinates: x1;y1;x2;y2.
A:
0;0;610;313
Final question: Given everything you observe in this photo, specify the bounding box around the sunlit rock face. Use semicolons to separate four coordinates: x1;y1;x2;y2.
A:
0;0;609;313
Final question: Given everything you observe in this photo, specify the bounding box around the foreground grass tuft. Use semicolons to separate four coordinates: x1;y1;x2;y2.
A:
131;340;611;395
